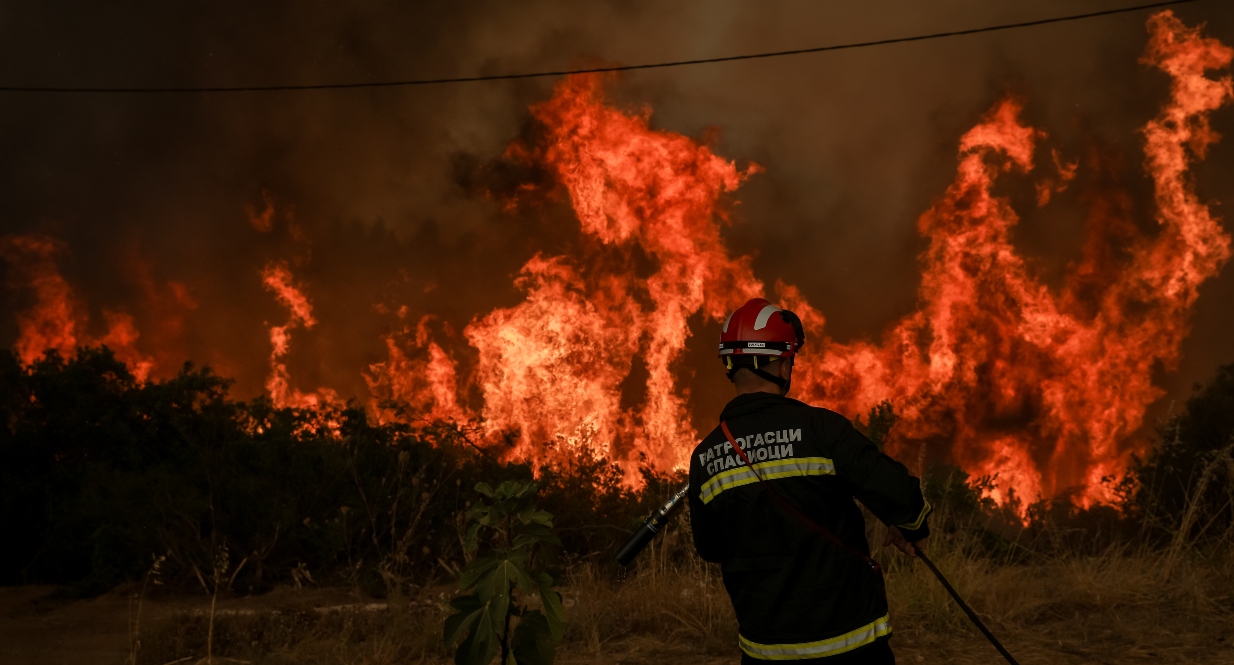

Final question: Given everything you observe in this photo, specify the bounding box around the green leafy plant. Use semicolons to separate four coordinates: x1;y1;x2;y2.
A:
444;480;564;665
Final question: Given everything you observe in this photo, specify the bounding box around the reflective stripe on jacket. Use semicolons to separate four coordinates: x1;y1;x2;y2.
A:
688;392;930;660
739;613;892;660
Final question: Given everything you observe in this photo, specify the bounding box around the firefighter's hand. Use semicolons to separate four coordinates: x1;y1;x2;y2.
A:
883;526;927;558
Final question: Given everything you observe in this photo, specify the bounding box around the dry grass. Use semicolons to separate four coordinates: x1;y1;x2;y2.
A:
556;521;1234;665
559;524;737;663
135;594;447;665
119;539;1234;665
117;502;1234;664
885;545;1234;663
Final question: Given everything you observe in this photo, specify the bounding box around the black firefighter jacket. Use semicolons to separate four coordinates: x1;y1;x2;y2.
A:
688;392;931;661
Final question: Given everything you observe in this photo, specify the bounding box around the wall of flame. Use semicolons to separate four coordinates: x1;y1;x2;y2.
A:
1;11;1231;512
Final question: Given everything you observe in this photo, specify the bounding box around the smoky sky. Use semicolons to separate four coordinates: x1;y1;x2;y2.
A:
0;0;1231;436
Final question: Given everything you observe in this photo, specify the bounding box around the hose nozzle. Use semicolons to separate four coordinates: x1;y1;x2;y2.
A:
615;483;690;566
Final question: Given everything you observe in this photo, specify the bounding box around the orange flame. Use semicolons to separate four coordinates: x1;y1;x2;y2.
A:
463;74;763;477
366;312;466;424
790;11;1232;509
261;260;338;409
6;12;1228;511
366;13;1231;508
0;236;80;365
98;310;155;382
1;235;156;380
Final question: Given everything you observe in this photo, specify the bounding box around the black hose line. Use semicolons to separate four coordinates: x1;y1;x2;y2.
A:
915;550;1020;665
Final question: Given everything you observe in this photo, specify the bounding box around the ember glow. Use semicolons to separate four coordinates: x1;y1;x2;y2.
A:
3;12;1230;510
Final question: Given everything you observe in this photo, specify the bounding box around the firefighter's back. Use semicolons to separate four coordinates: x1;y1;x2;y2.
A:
689;391;930;662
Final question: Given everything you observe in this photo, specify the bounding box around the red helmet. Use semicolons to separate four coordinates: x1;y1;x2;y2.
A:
718;298;805;359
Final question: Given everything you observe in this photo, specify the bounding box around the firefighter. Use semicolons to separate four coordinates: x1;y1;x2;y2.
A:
689;297;930;664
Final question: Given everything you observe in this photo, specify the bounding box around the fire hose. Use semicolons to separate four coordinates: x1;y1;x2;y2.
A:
614;483;689;566
615;482;1020;665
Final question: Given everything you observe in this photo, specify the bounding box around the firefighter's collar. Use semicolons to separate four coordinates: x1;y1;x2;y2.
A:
720;392;807;421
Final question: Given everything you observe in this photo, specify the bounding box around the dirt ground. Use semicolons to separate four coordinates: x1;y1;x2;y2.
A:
2;582;1232;665
0;585;381;665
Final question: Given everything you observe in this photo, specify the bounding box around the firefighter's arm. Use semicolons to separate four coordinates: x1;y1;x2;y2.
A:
688;465;725;562
883;525;928;557
826;415;932;544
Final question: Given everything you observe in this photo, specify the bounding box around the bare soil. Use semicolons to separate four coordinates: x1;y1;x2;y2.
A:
2;567;1232;665
0;584;391;665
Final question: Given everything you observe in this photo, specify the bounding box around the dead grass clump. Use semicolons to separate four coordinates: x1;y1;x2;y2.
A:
884;542;1234;664
556;517;1234;664
138;598;450;665
561;523;736;658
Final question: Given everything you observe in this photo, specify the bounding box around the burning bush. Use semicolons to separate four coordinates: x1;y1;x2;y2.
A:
0;346;680;594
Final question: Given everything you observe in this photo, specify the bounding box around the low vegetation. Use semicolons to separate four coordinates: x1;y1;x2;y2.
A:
0;348;679;597
2;347;1232;663
444;480;564;665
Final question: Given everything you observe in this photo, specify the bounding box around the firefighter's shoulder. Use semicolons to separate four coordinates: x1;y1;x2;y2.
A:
689;424;727;470
779;397;853;432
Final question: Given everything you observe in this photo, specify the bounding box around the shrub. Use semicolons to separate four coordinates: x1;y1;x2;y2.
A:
0;347;677;596
444;480;564;665
1128;363;1234;548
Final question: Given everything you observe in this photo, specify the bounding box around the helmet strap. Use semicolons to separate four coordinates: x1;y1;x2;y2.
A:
725;356;790;392
752;367;789;391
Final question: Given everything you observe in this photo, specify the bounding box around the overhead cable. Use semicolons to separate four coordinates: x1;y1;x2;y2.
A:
0;0;1201;94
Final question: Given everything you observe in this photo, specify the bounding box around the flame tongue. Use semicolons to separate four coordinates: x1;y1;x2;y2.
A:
261;260;337;410
0;236;81;366
1;235;155;381
366;312;466;425
464;75;762;476
792;11;1233;511
1140;11;1234;298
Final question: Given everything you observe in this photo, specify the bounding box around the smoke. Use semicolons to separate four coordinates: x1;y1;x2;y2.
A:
0;1;1231;444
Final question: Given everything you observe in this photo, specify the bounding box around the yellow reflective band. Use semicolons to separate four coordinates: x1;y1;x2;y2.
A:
698;457;835;504
739;614;892;660
898;499;932;532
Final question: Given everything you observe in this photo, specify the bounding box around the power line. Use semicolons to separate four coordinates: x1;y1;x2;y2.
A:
0;0;1201;94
